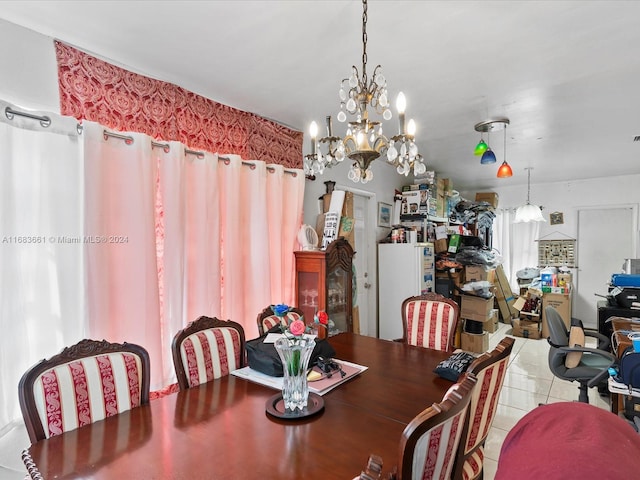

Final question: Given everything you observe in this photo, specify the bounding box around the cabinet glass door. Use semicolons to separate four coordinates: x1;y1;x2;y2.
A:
327;268;348;335
297;271;319;325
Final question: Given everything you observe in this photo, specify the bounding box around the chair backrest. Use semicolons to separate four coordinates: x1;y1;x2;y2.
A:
18;339;150;443
546;305;569;347
172;316;246;390
398;373;477;480
401;293;460;352
453;336;514;480
256;306;304;336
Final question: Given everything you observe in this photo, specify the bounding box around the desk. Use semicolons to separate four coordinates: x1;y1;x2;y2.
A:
23;333;452;479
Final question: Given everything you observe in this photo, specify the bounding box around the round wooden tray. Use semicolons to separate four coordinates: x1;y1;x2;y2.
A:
265;392;325;420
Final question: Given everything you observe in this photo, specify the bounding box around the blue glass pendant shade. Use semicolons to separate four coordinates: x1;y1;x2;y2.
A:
480;149;496;164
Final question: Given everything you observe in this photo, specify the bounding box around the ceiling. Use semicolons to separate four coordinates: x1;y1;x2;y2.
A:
2;0;640;191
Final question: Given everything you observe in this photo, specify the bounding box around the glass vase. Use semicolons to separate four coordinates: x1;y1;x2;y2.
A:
274;336;315;412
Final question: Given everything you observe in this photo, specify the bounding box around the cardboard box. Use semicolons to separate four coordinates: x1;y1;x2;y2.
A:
434;238;448;253
465;265;496;283
558;273;573;287
461;295;494;321
484;309;499;333
461;331;489;353
541;291;572;339
511;318;542;339
475;192;499;207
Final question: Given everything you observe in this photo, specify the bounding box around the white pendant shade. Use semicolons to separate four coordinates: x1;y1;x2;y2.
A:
514;203;546;223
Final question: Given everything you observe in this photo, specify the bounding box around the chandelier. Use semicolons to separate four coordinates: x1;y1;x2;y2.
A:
303;0;425;184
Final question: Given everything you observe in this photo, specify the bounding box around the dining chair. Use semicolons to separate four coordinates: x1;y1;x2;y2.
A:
171;316;246;390
401;292;460;352
395;373;478;480
452;336;515;480
18;338;150;443
256;305;304;336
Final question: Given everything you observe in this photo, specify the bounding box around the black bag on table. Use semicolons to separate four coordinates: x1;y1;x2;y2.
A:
245;326;335;377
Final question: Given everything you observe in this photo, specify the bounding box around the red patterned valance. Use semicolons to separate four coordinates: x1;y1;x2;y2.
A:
55;41;302;168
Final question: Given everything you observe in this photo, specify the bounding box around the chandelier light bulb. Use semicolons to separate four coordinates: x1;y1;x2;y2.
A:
309;121;318;139
396;92;406;114
407;119;416;136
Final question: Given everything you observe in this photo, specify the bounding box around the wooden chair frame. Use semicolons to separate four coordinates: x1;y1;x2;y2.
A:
18;338;150;443
171;316;246;390
397;373;477;480
256;305;304;336
401;292;460;352
452;336;515;480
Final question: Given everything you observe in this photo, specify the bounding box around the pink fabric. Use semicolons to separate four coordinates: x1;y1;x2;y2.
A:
54;41;303;168
496;402;640;479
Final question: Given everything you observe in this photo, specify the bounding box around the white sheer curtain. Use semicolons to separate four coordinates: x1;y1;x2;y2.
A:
0;102;85;435
493;208;542;290
0;106;305;435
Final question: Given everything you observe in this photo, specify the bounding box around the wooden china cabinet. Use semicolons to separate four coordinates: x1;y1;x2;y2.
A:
294;237;354;336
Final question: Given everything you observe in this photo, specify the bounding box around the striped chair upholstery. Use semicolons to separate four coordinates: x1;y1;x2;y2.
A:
453;337;515;480
256;306;305;336
397;374;477;480
18;339;150;443
172;316;246;390
401;293;460;352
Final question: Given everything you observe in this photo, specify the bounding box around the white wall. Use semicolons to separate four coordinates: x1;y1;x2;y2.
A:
461;174;640;255
302;159;406;242
0;19;60;111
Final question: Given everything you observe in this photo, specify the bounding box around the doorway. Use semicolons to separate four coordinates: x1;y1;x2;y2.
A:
335;184;376;336
576;205;637;328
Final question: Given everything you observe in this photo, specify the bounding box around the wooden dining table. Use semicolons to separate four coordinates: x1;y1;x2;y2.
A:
23;333;453;479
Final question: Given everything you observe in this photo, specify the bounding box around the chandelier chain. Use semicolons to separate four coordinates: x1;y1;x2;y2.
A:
362;0;368;86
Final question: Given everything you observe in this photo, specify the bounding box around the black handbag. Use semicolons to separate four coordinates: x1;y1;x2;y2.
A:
245;326;336;377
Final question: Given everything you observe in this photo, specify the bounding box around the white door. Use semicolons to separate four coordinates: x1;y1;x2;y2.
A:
576;206;637;328
336;185;376;336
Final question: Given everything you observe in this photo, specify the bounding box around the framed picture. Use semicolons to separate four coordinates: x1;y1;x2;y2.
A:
550;211;564;225
377;202;392;228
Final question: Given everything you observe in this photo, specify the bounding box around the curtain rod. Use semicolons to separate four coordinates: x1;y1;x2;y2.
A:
5;106;52;128
103;131;297;176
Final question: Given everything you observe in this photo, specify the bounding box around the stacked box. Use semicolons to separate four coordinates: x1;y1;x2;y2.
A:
475;192;499;207
460;295;496;338
461;331;489;353
465;265;496;283
512;318;541;339
541;288;572;339
512;288;543;339
494;265;519;323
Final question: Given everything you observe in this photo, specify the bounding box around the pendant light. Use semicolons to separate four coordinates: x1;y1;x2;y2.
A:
474;118;509;165
497;122;513;178
514;167;546;223
474;135;488;156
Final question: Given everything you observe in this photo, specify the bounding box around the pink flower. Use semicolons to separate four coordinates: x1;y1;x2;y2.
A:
289;319;306;336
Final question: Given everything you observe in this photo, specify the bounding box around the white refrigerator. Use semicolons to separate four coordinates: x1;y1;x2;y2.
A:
378;242;435;340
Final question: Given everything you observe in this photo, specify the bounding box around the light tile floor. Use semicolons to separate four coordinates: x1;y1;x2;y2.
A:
0;322;613;480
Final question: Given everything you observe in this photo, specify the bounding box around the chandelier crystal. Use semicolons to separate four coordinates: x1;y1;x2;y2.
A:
303;0;425;183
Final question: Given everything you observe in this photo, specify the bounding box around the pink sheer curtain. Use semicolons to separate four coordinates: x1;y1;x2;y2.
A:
83;122;164;389
83;124;303;388
267;164;305;306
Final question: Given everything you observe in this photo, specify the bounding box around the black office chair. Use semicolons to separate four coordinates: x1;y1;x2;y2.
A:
546;306;616;403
